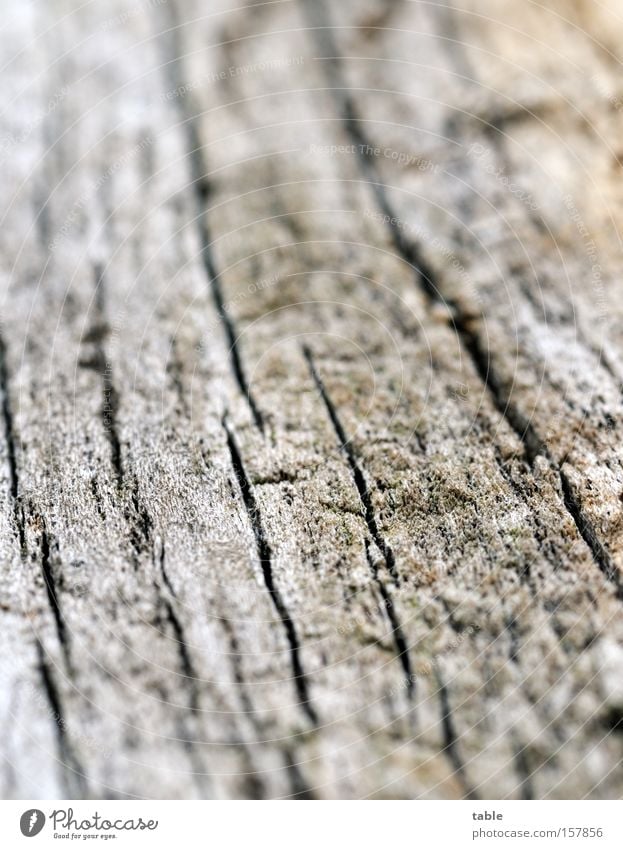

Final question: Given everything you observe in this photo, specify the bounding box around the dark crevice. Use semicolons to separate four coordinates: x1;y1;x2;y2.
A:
437;3;623;402
186;127;265;432
39;522;72;675
102;370;123;487
0;335;18;500
156;545;201;715
365;542;414;697
218;614;258;723
161;1;264;432
36;639;87;798
83;262;123;487
158;555;266;800
283;750;316;799
219;615;301;800
163;598;201;714
302;0;542;467
303;345;398;582
506;615;521;665
89;476;107;521
512;737;535;800
299;0;545;463
158;541;177;600
559;469;623;600
240;754;270;800
223;415;318;726
94;262;122;482
435;668;480;800
299;0;441;279
492;449;607;655
127;476;153;556
0;334;26;550
241;764;267;801
117;469;153;564
602;705;623;734
155;546;212;795
84;264;153;563
300;0;621;597
440;6;622;398
167;336;190;417
452;316;544;465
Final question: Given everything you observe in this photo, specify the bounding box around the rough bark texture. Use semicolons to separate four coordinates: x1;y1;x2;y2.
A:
1;0;623;799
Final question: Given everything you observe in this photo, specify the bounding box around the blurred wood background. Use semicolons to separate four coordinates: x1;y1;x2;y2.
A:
1;0;623;799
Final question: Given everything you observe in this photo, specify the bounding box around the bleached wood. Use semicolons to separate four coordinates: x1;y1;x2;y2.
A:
0;0;622;799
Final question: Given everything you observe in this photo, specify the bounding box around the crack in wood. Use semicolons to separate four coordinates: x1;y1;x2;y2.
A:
303;345;416;692
303;345;398;582
283;749;316;799
84;262;123;487
559;469;623;601
36;639;87;799
82;263;154;563
300;0;623;604
156;544;212;796
38;521;73;676
162;0;265;432
0;334;18;500
0;334;26;550
217;614;308;799
364;541;414;698
215;616;269;799
435;667;480;801
511;734;535;801
222;415;318;726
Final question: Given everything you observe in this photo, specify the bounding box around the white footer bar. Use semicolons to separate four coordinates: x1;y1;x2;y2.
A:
1;800;622;848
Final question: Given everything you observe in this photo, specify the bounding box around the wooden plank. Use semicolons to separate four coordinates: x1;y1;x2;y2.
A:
0;0;621;799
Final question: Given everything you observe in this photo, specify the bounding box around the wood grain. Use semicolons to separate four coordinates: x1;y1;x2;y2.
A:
0;0;622;799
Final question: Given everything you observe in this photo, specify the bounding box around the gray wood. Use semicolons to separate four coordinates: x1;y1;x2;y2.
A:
0;0;622;799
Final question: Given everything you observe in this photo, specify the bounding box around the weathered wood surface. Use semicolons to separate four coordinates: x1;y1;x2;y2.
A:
1;0;623;799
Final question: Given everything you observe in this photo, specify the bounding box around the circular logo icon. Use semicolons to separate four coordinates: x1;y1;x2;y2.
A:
20;810;45;837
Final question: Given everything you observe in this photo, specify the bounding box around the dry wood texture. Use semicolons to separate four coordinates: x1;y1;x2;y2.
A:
1;0;623;799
